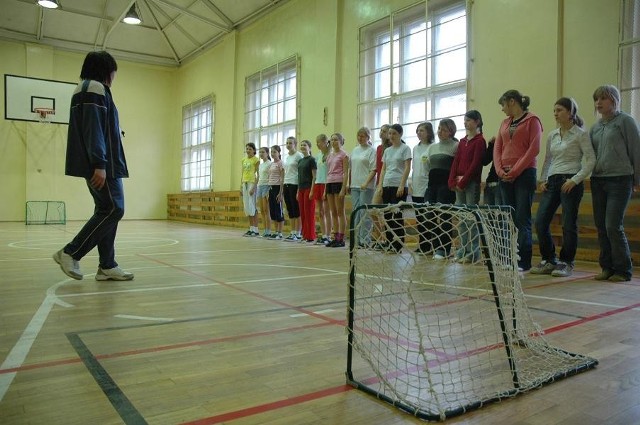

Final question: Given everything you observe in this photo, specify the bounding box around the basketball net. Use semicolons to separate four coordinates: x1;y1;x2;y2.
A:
34;108;55;124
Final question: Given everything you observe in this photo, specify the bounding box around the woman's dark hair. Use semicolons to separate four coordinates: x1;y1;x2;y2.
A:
270;145;281;156
80;51;118;84
464;110;484;132
499;89;530;111
555;97;584;127
390;123;404;136
245;142;257;154
259;147;271;160
416;122;435;143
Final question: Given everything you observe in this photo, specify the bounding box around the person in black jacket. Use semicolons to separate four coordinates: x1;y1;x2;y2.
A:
482;137;502;205
53;51;133;281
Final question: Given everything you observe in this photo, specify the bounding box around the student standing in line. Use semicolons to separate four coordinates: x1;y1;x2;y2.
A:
349;127;377;246
425;119;458;260
256;147;272;237
241;142;260;237
531;97;595;277
267;145;285;240
589;85;640;282
449;111;487;263
283;136;304;241
412;122;435;254
371;125;392;249
376;124;412;253
494;90;542;272
314;134;332;245
325;133;350;247
297;140;317;243
53;51;133;281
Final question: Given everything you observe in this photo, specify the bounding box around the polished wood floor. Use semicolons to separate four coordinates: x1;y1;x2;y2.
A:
0;220;639;425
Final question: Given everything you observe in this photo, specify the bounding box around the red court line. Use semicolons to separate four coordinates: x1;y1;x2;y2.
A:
173;300;640;425
180;385;354;425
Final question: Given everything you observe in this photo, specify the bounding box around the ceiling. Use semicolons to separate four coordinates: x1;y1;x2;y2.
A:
1;0;288;67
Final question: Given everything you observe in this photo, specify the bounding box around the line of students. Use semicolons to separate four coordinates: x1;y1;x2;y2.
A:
240;84;639;280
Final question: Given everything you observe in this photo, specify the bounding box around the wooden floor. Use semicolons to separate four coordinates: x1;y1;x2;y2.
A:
0;220;639;425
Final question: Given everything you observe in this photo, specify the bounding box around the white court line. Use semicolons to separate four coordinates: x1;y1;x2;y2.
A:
114;314;174;322
290;309;335;318
0;279;75;402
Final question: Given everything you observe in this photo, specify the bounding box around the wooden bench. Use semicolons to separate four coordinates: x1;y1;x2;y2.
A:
168;187;639;264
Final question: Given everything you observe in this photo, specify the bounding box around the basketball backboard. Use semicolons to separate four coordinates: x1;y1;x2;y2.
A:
4;74;76;124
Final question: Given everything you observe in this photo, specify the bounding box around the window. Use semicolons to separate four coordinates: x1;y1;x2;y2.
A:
244;56;299;151
620;0;640;118
181;96;214;191
359;1;467;149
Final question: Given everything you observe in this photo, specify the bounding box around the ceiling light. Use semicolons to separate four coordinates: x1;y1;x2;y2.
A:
37;0;59;8
123;4;141;25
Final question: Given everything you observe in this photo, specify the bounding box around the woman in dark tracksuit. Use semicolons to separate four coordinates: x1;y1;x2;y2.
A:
53;51;133;282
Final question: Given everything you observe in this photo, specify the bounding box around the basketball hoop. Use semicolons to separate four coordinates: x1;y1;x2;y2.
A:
33;107;55;123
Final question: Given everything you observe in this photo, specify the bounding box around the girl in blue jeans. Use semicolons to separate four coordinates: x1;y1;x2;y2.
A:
531;98;595;277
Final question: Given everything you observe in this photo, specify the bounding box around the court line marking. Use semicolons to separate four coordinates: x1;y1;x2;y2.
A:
290;309;335;318
114;314;174;322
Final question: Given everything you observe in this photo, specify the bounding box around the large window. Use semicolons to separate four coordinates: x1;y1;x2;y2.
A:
244;56;299;151
620;0;640;118
181;96;214;191
359;1;467;148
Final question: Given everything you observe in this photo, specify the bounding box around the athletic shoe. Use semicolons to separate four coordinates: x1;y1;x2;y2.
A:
249;231;260;237
332;240;346;248
551;262;573;277
529;261;556;275
594;270;614;281
457;256;478;264
242;230;254;237
284;234;299;242
608;274;631;282
270;233;283;240
315;237;329;245
433;253;447;260
95;266;134;281
52;249;83;280
325;239;338;247
261;232;271;238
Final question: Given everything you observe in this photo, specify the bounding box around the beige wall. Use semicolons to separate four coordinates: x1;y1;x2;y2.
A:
0;0;623;221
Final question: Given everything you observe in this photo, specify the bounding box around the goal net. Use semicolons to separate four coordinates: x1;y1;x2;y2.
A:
346;203;597;421
25;201;66;225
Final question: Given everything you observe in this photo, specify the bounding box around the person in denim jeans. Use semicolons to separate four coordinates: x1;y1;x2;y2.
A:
449;110;486;263
494;90;543;272
531;98;595;277
589;85;640;282
349;127;377;246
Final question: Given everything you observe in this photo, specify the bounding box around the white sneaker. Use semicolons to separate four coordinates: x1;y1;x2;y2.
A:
53;249;83;280
433;253;446;260
95;266;134;281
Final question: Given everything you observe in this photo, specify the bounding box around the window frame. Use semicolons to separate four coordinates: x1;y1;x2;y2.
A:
619;0;640;118
181;95;214;192
358;0;468;148
244;55;300;152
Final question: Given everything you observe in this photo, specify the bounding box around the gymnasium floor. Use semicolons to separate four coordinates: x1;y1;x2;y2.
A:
0;220;639;425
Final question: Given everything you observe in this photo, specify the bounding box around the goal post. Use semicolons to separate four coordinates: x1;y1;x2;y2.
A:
25;201;66;225
346;202;598;421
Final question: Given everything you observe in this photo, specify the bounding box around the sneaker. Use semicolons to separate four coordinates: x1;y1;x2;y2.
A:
242;230;253;237
95;266;134;281
332;240;346;248
284;234;299;242
270;233;283;240
529;261;556;275
551;262;573;277
52;249;83;280
249;231;260;237
372;242;389;251
608;274;631;283
261;231;271;238
433;253;447;260
594;270;614;281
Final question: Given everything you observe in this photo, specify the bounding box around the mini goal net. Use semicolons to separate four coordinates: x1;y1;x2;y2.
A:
25;201;66;225
346;203;597;421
